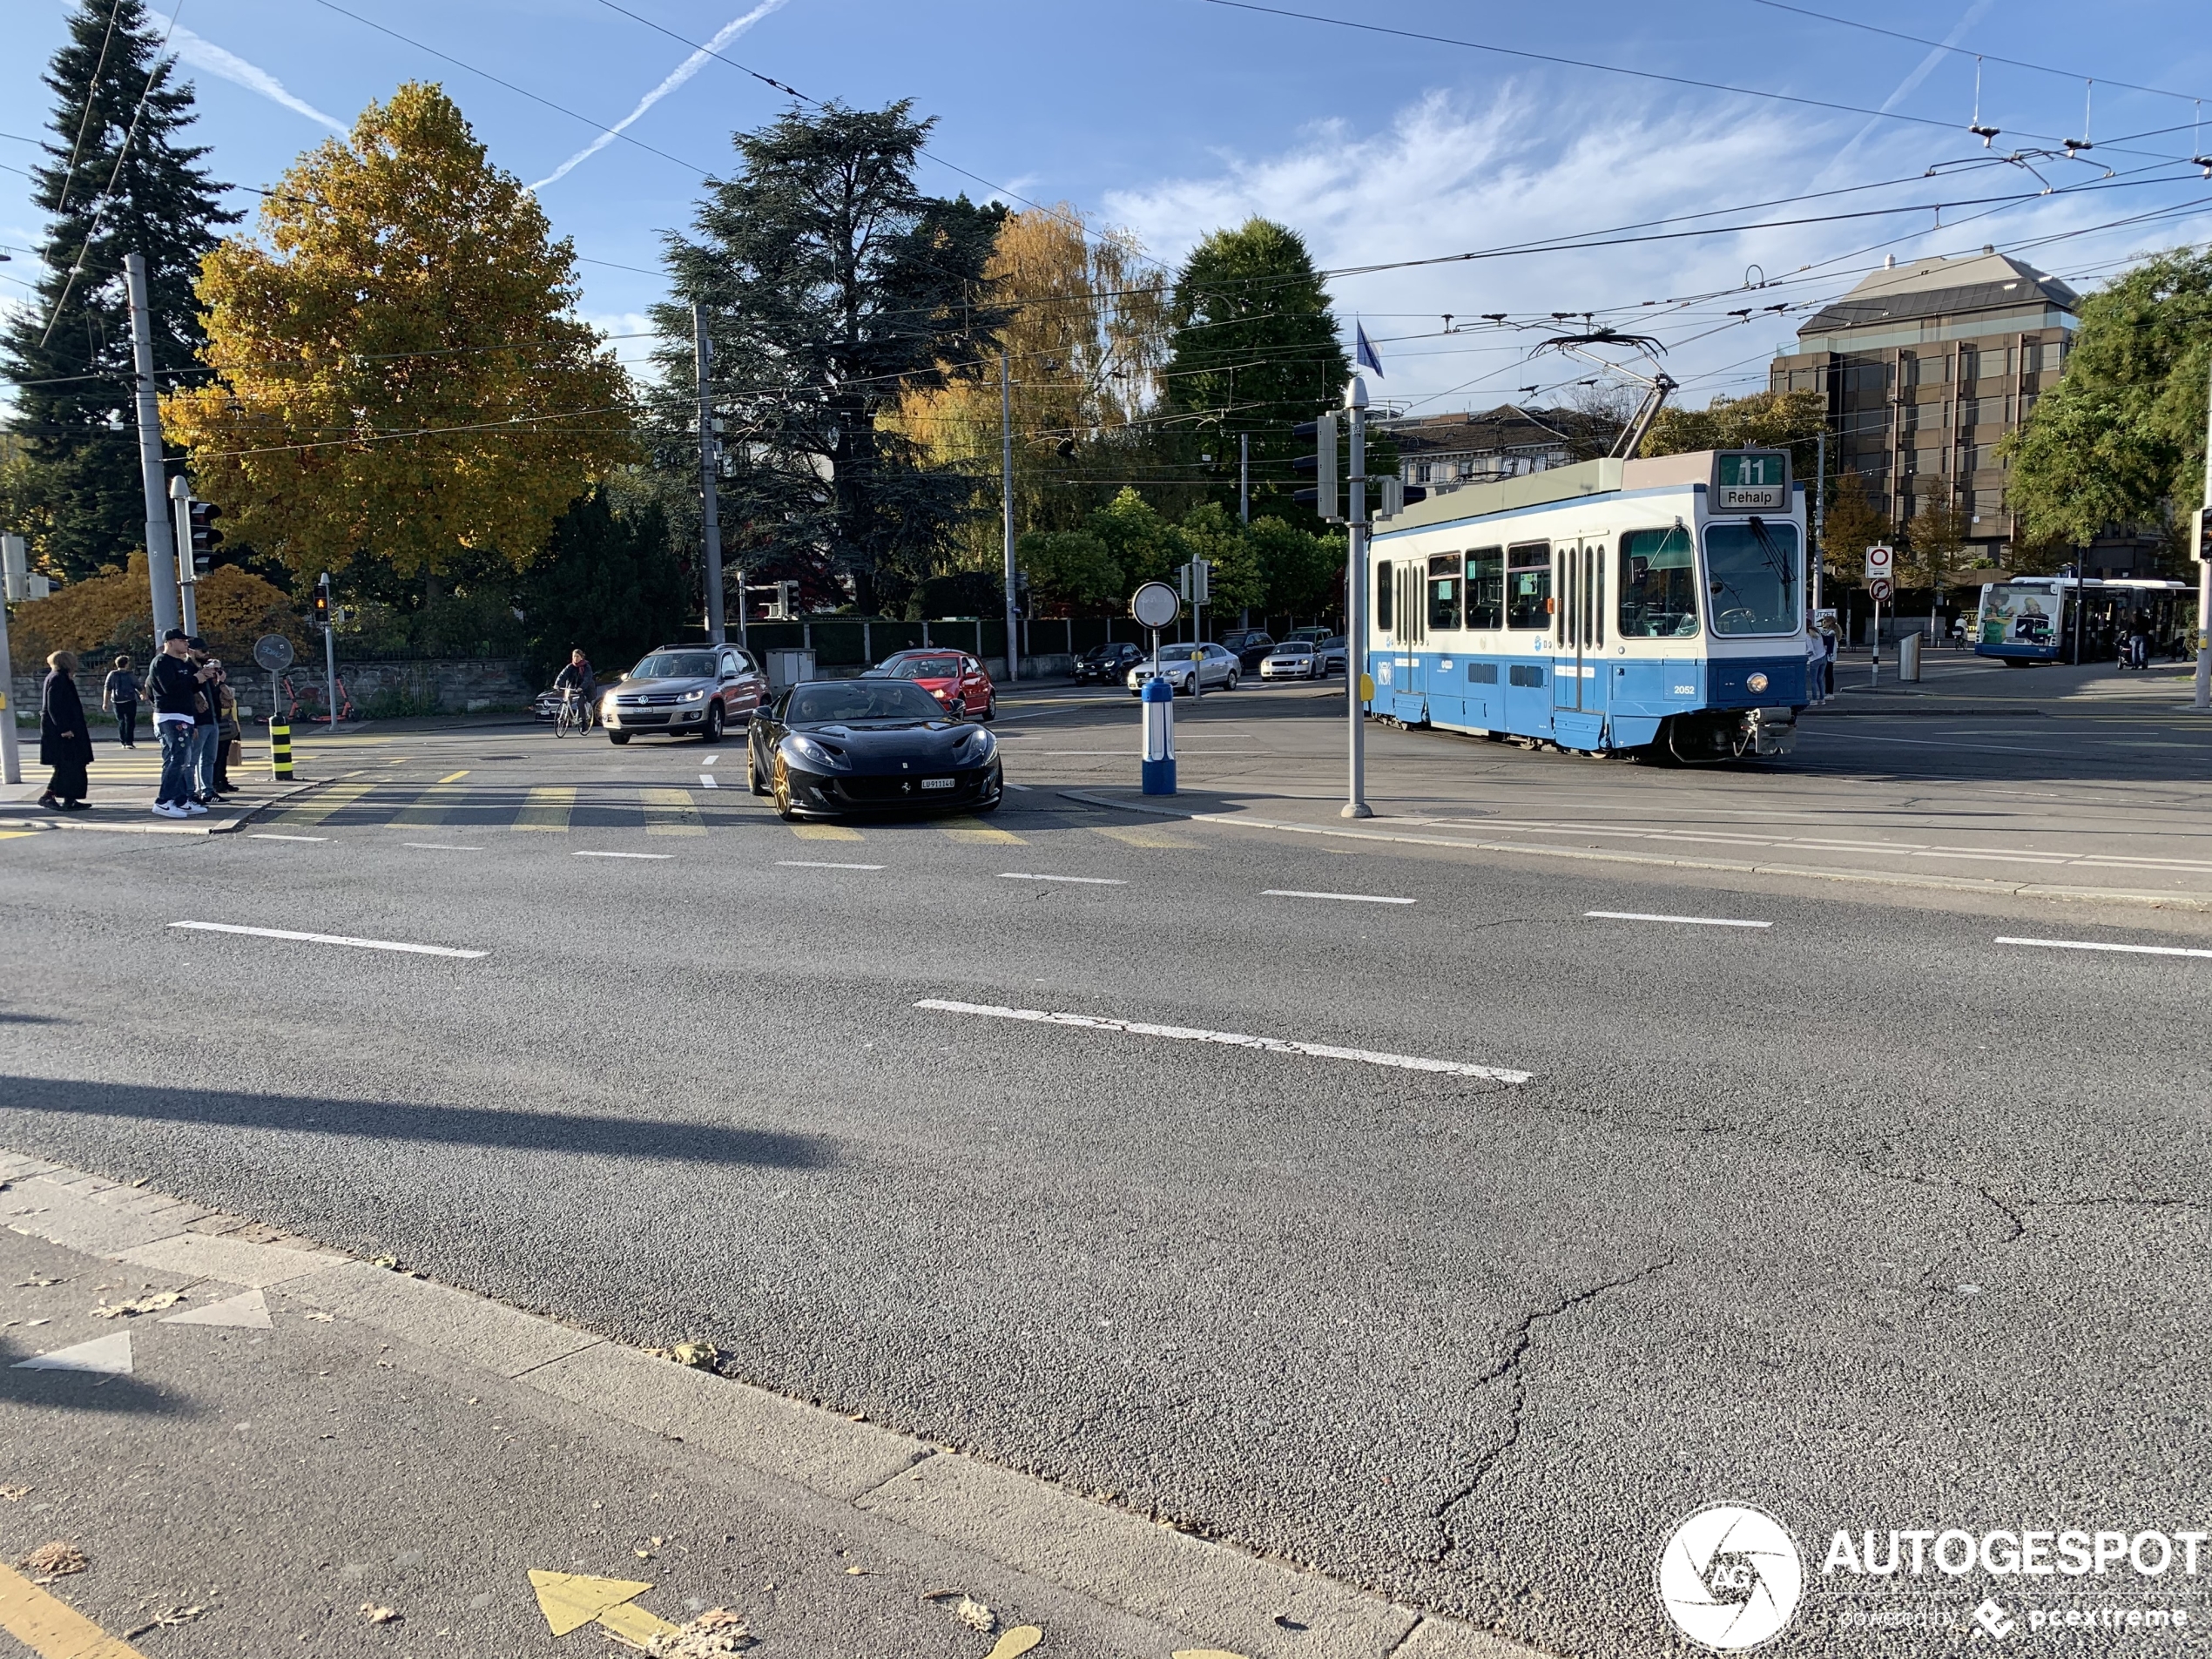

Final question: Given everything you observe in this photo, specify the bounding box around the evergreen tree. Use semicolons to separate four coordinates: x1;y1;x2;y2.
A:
1161;219;1349;528
654;102;1007;617
2;0;235;582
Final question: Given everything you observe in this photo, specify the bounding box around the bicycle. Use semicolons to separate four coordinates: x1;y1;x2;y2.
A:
554;685;595;737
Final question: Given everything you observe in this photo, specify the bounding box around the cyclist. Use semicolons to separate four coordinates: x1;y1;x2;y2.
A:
552;649;598;729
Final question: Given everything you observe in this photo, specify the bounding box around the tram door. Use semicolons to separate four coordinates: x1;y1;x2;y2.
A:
1552;541;1608;743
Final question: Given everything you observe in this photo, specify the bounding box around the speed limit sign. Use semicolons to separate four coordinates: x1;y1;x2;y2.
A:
1864;544;1894;581
1868;576;1894;602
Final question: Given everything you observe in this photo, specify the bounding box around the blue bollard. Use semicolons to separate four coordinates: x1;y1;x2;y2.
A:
1140;673;1176;795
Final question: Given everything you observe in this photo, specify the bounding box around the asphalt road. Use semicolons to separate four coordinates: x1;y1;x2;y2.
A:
3;684;2209;1656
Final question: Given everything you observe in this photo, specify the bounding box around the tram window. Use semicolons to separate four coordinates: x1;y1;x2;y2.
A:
1506;541;1550;631
1467;663;1498;684
1375;561;1392;631
1704;518;1802;636
1427;553;1463;631
1467;546;1503;630
1618;527;1699;637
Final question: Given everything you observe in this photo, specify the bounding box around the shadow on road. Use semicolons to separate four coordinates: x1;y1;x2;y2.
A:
0;1076;837;1170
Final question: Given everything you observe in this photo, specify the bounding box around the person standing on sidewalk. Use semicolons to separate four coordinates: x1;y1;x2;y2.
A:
185;638;222;806
37;652;94;813
102;655;141;748
212;664;241;795
145;629;211;819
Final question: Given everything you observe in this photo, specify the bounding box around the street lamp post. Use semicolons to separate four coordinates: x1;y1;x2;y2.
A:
1343;374;1372;819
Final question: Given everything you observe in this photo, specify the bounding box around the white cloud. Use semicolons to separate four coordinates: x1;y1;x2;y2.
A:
158;17;347;132
529;0;791;194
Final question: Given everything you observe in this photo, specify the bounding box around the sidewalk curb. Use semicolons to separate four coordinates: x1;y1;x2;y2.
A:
0;1150;1543;1659
0;772;336;837
1056;791;2212;913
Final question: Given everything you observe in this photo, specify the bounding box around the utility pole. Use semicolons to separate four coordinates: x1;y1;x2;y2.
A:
1000;352;1019;685
318;571;339;732
1238;432;1250;525
1812;427;1827;616
170;475;198;637
693;302;726;645
2196;353;2211;711
125;253;181;638
0;564;21;784
1344;375;1372;819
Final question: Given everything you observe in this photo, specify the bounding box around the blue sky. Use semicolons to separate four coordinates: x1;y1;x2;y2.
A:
4;0;2210;414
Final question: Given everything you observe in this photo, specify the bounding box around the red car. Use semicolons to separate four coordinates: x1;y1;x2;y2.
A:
867;649;996;719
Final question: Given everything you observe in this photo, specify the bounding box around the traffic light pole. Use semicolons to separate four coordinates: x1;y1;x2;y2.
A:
1001;352;1019;685
1344;375;1372;819
693;302;726;646
125;252;182;639
318;572;338;732
2195;354;2210;711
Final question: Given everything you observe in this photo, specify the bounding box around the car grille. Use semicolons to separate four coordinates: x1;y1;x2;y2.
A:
617;693;684;707
620;712;672;726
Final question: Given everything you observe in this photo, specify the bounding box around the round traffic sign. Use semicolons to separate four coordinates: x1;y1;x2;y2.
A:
1867;577;1894;603
1130;580;1181;631
253;632;295;671
1864;544;1893;577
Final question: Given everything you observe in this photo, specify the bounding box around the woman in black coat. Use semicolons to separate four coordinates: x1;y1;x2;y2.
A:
39;651;95;813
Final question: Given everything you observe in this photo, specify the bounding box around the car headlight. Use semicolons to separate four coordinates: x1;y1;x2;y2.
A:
961;731;996;762
786;734;837;769
678;688;707;702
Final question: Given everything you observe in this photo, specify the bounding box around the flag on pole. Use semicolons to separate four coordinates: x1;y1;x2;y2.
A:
1355;321;1384;377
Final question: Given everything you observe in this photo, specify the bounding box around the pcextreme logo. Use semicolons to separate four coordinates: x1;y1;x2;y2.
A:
1656;1505;1806;1650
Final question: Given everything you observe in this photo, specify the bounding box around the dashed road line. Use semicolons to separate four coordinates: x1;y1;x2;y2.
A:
917;999;1530;1082
777;860;885;870
1587;910;1771;929
171;921;486;959
1996;935;2212;961
999;872;1127;885
575;850;671;860
1264;888;1415;906
403;842;483;852
250;833;327;843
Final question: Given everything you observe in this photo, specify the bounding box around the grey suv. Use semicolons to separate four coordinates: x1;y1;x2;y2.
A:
603;644;768;745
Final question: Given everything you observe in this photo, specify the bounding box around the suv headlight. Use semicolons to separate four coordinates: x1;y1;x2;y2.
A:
678;687;707;702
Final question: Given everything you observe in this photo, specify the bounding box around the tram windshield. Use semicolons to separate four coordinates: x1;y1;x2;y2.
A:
1703;518;1801;636
1618;527;1699;637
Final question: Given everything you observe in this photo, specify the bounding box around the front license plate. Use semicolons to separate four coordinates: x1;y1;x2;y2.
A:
921;777;956;791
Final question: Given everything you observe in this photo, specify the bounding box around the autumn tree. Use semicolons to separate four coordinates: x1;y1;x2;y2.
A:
894;203;1170;573
1;0;235;581
1639;388;1829;482
657;101;1004;617
1904;493;1972;597
1817;473;1892;595
160;84;634;592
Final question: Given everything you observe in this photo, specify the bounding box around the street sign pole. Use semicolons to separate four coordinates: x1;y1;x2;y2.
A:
0;580;20;784
1130;582;1181;795
1344;375;1372;819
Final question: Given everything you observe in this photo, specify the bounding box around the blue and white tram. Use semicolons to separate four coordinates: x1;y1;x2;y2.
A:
1364;448;1810;762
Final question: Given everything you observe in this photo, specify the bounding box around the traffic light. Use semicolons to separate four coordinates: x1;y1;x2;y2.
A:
188;500;219;573
1292;413;1340;522
312;574;331;631
1373;477;1427;521
759;579;799;621
2195;506;2209;564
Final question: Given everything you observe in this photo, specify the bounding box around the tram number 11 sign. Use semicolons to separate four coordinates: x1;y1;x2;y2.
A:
1864;544;1894;583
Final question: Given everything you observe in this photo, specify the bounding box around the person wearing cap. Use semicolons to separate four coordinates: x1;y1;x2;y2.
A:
145;628;212;818
185;637;222;806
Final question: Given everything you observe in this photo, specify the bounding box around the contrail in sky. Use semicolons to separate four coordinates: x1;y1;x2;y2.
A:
1814;0;1993;186
529;0;792;193
156;15;348;132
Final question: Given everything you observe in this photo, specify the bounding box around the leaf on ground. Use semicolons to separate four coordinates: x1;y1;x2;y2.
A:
642;1608;753;1656
0;1486;30;1502
644;1340;718;1369
122;1605;206;1639
305;1311;335;1322
92;1291;184;1318
360;1602;400;1625
955;1596;996;1633
22;1541;87;1578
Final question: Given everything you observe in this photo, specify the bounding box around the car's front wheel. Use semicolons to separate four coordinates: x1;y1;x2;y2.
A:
701;703;725;744
609;732;631;745
981;692;996;722
1225;670;1240;691
772;757;799;820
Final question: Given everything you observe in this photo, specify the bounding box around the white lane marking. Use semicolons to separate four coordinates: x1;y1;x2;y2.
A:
1586;910;1772;929
916;999;1529;1083
574;850;672;860
777;860;885;870
1264;888;1415;906
403;842;482;852
698;774;719;788
1996;935;2212;961
999;872;1127;885
701;756;719;765
170;921;486;959
250;833;327;843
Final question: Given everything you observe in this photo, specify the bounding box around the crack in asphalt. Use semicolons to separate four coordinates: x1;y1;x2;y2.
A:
1429;1255;1676;1567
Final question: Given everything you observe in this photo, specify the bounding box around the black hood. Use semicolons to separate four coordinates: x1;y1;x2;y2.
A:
786;718;987;776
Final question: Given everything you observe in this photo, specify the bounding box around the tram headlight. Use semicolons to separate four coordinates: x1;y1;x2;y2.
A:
1746;671;1770;693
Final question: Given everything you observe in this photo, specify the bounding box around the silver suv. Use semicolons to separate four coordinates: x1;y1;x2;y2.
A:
604;645;768;745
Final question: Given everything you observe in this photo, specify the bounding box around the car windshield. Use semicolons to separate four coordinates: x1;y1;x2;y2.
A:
1703;519;1801;636
887;655;963;679
631;652;717;679
1152;646;1203;662
787;682;947;723
1272;642;1312;654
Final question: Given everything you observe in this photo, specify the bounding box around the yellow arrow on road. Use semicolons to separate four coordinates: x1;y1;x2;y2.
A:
528;1570;682;1642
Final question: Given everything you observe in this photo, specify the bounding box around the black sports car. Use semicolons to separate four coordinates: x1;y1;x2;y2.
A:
746;678;1003;819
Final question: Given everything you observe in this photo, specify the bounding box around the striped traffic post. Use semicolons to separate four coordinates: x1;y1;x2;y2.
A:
269;717;293;780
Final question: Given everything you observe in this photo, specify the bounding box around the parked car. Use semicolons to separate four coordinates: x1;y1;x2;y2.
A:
1072;641;1144;685
865;649;996;719
1217;629;1276;671
1315;635;1348;676
747;678;1002;819
1127;642;1239;695
1259;639;1322;680
601;644;767;745
1281;626;1332;650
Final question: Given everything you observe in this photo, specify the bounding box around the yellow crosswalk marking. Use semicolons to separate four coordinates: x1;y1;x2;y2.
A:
1094;825;1197;849
438;769;469;784
0;832;37;843
0;1561;151;1657
943;819;1024;845
792;822;864;841
389;786;461;827
512;786;574;831
269;781;374;826
642;786;706;836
